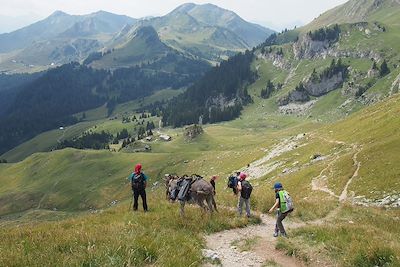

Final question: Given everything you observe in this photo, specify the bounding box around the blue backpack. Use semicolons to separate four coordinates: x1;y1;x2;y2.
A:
227;176;238;189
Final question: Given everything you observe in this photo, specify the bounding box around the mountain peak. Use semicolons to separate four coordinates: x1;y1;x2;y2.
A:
134;25;159;39
50;10;69;17
171;3;197;14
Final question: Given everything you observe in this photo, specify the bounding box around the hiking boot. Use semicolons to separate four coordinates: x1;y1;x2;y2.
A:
280;232;287;238
273;232;279;237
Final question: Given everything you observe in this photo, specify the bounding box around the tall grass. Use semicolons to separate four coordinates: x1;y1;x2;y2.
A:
0;191;256;266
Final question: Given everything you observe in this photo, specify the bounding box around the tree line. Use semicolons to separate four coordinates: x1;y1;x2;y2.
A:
308;24;341;42
160;50;256;127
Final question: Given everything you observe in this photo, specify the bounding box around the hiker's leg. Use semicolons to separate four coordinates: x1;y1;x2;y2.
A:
277;211;288;234
133;188;139;211
245;198;251;217
237;197;244;215
140;188;148;211
274;210;280;236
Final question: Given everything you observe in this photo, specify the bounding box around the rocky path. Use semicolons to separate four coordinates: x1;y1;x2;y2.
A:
203;213;305;267
339;146;362;202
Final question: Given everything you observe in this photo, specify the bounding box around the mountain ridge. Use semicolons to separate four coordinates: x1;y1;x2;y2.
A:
303;0;400;31
0;3;274;73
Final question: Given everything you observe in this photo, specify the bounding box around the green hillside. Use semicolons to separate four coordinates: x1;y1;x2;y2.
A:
1;1;400;266
90;26;172;69
305;0;400;31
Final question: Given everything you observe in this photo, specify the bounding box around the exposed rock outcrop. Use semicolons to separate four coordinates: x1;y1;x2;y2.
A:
293;36;332;59
293;22;382;61
278;89;310;106
304;72;345;97
278;100;317;115
205;94;238;108
259;52;291;70
184;124;203;140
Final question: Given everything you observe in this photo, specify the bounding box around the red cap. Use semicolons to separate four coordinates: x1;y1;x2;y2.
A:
135;163;142;174
239;172;247;180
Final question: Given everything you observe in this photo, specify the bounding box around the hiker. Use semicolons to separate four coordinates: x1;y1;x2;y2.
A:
268;182;294;237
128;163;148;212
237;172;252;217
210;175;217;195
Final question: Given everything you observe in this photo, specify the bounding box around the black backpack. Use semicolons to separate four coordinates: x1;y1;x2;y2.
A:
241;180;253;199
131;173;145;189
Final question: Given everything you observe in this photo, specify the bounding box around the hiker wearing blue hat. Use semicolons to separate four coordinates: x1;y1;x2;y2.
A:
268;182;294;237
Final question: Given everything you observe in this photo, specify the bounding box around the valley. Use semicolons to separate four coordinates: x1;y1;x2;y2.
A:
0;0;400;266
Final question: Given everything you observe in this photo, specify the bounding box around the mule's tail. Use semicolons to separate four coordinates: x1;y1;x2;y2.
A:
212;195;218;212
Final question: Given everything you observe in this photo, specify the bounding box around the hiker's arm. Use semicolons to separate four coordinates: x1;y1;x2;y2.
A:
268;199;279;213
143;174;148;188
127;174;132;185
237;182;242;192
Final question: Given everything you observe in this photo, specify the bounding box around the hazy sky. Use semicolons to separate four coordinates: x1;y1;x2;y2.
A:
0;0;349;31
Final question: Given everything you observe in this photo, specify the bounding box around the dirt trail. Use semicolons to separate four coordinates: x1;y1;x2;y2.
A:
309;134;362;204
311;155;340;198
204;214;305;267
339;146;362;202
204;135;363;266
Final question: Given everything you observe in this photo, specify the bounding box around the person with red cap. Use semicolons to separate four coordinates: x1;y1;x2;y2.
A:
128;163;148;212
237;172;252;217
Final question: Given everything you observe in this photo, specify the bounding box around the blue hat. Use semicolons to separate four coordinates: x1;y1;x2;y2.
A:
273;182;283;189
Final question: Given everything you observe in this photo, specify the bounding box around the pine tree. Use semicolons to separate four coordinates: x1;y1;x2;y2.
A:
372;61;378;70
380;60;390;77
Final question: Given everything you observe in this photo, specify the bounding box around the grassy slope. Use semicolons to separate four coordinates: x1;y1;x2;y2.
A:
90;35;169;69
0;195;258;266
0;91;399;265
